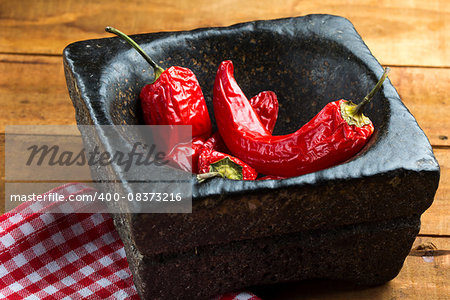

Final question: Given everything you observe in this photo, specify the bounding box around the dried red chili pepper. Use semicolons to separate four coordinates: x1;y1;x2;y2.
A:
204;90;278;153
248;91;278;133
203;132;229;153
105;27;211;139
106;27;211;173
213;60;389;178
197;148;258;182
164;136;206;173
139;68;211;139
197;89;278;180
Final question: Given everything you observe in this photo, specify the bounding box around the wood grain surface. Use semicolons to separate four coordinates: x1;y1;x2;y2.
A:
389;67;450;147
0;1;448;299
420;148;450;236
0;0;449;67
0;54;76;132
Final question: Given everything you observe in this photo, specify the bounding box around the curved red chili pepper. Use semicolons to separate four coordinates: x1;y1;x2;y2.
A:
213;60;387;178
249;91;278;133
165;136;206;173
198;89;278;180
204;90;278;153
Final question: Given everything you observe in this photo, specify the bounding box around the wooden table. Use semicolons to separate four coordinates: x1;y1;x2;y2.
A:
0;1;448;298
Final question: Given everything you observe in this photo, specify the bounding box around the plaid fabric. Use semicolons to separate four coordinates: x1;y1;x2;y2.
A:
0;183;261;299
214;292;261;300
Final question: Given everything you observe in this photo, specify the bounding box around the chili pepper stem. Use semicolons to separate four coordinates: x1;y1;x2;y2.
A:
105;26;165;82
196;172;224;183
341;67;390;127
355;67;391;115
197;157;245;182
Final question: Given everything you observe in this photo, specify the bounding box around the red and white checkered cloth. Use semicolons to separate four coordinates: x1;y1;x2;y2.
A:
0;183;260;300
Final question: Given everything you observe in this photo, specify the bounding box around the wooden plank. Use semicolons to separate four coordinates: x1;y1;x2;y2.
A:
420;148;450;235
0;54;77;132
253;236;450;299
389;67;450;146
0;54;76;214
0;134;3;214
0;0;449;67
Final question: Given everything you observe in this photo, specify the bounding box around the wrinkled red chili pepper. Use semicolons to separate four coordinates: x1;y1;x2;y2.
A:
105;27;211;139
203;132;229;153
248;91;278;133
139;67;211;139
140;87;278;175
197;148;258;182
213;60;389;178
197;89;279;180
106;27;211;173
164;136;206;173
204;90;278;153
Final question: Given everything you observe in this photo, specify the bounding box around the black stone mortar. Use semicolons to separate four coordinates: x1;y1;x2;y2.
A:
63;14;440;300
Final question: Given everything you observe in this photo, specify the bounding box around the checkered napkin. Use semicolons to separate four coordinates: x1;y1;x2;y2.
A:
0;183;261;299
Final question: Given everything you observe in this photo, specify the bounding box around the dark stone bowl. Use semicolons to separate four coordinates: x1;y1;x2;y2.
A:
63;14;440;300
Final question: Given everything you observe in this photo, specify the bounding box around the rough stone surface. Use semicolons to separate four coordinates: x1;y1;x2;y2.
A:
63;14;440;300
113;214;420;299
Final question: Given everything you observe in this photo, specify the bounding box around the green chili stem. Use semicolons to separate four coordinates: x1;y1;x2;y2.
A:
196;172;224;183
355;67;391;115
105;26;165;81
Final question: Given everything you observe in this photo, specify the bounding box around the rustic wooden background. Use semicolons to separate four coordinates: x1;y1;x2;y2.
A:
0;0;448;299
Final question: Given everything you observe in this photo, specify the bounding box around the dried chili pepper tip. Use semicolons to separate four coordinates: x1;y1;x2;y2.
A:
105;26;165;81
213;60;271;137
